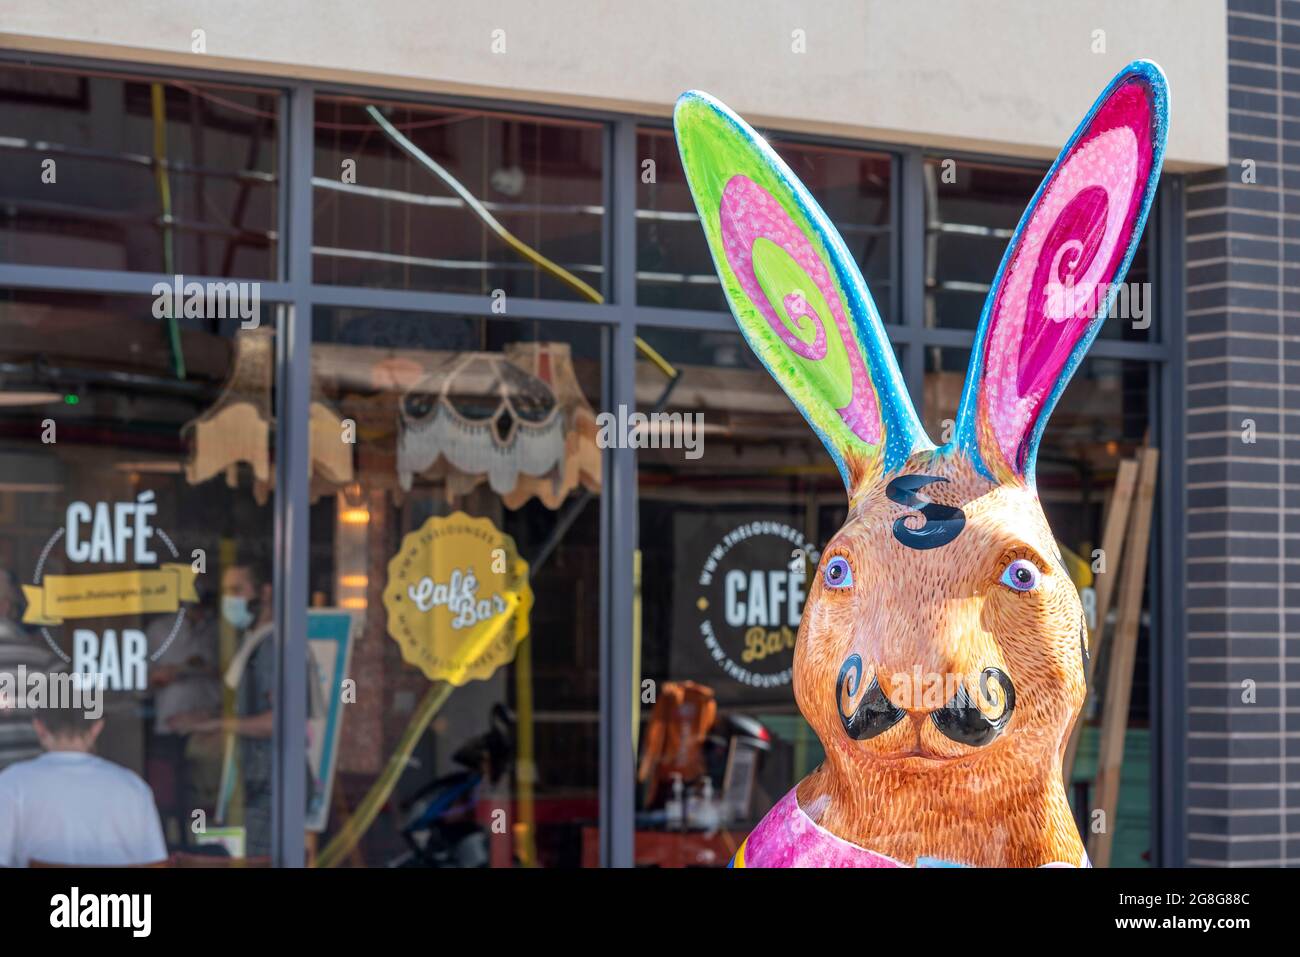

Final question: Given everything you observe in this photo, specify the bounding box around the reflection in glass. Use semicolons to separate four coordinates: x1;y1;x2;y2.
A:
634;327;843;867
0;290;278;865
313;98;605;300
307;309;602;867
0;64;280;278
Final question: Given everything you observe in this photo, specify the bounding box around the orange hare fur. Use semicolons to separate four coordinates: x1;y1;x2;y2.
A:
794;452;1087;867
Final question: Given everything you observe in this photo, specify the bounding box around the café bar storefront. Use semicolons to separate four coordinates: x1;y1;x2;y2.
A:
0;51;1185;868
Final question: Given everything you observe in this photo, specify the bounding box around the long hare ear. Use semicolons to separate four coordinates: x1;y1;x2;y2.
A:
674;92;929;494
954;60;1169;485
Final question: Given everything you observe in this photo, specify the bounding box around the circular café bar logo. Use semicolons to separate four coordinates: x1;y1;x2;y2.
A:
24;492;197;691
694;520;818;691
382;512;533;686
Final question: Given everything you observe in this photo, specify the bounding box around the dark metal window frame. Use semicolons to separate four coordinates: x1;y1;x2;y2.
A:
0;48;1186;867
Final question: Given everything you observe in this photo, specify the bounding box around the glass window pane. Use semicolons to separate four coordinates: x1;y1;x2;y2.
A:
307;309;602;867
924;158;1153;339
1112;226;1155;341
0;290;277;864
0;64;280;279
638;128;893;318
923;346;1155;866
924;160;1039;332
634;327;849;867
313;98;605;300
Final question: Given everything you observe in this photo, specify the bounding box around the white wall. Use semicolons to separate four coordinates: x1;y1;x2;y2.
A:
0;0;1227;169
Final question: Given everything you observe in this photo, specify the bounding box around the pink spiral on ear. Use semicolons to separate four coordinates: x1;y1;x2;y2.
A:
782;291;828;358
719;174;880;444
977;75;1154;476
720;176;831;361
1018;185;1110;396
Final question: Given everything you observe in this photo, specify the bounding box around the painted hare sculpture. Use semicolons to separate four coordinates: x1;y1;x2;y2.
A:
674;61;1168;868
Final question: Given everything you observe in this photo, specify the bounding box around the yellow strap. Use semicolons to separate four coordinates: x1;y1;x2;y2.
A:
732;837;747;868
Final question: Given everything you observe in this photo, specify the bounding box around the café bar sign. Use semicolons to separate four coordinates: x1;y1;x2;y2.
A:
25;493;198;690
676;517;818;699
383;512;533;685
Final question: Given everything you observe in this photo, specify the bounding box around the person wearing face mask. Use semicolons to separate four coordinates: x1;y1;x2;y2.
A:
172;552;321;859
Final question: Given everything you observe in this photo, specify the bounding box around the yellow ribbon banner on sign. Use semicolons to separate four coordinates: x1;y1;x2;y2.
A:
23;563;200;625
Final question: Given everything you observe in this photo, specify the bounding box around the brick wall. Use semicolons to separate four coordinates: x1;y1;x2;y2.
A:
1182;0;1300;866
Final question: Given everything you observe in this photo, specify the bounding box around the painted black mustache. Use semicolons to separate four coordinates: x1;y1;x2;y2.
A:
929;667;1016;748
836;654;906;741
836;658;1016;748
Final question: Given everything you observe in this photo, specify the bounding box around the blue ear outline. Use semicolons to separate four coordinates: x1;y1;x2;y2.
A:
950;59;1169;485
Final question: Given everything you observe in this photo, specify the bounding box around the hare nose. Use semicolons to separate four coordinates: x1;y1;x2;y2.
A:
930;668;1016;747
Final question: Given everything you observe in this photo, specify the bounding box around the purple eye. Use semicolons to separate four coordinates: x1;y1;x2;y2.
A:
1000;558;1040;592
824;556;853;589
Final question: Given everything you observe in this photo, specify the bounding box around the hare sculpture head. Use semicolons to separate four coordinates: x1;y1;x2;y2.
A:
675;61;1167;867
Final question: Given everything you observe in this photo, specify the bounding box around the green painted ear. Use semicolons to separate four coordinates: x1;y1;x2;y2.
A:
674;91;930;493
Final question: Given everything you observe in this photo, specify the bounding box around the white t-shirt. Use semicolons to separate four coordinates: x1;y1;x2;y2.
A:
0;751;168;867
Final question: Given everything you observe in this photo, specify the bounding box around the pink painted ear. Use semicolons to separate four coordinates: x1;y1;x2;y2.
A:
955;61;1168;483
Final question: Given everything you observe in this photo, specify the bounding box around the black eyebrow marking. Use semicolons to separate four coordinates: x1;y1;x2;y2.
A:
884;474;967;550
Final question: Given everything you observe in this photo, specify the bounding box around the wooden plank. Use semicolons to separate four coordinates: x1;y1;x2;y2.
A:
1091;459;1141;661
1063;458;1140;781
1088;447;1159;868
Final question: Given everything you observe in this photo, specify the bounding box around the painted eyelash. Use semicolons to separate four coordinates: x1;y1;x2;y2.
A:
996;546;1049;575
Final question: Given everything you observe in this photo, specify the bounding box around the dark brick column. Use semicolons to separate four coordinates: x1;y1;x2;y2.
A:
1182;0;1299;866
